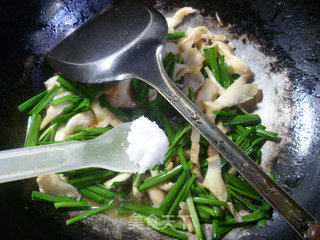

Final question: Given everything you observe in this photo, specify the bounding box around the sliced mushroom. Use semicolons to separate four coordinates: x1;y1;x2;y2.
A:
183;71;205;94
147;187;166;207
54;123;67;141
163;41;180;57
40;89;72;130
104;79;138;109
166;7;196;32
103;173;132;189
64;110;96;136
174;48;205;79
195;69;220;111
44;76;59;90
132;183;143;198
190;127;202;179
158;182;174;192
90;100;123;127
202;155;227;201
36;174;80;199
202;153;243;222
179;26;226;51
204;76;258;120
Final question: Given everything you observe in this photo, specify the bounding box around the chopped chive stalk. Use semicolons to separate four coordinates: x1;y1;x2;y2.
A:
163;52;174;69
78;188;105;203
131;78;150;105
61;168;102;177
111;180;128;187
51;111;78;124
226;184;262;201
137;214;187;240
167;173;196;216
168;54;179;79
188;87;195;103
193;197;227;206
62;102;79;113
164;125;192;162
219;55;232;88
257;219;266;227
204;47;220;84
29;85;60;114
160;170;189;214
221;114;261;126
186;194;206;240
68;170;114;185
218;210;265;225
169;223;188;231
212;219;232;240
121;202;163;218
134;173;141;188
66;132;95;141
167;32;185;40
117;206;133;215
51;94;82;106
54;200;89;209
73;98;90;112
39;123;58;142
76;126;112;135
18;90;48;112
177;146;189;171
227;188;259;211
196;204;223;218
31;191;77;203
66;202;116;225
24;114;41;147
85;184;116;199
213;110;239;117
57;76;81;95
256;129;278;141
157;113;175;142
138;165;183;191
223;173;259;196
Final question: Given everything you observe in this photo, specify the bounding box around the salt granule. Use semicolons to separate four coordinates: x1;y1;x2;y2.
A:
125;116;169;173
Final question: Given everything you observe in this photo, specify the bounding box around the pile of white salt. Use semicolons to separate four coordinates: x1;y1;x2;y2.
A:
125;116;169;173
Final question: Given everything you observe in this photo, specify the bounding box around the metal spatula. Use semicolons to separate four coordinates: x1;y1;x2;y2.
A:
47;1;319;239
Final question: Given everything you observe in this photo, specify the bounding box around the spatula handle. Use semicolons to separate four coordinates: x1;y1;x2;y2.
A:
149;52;318;239
0;141;85;183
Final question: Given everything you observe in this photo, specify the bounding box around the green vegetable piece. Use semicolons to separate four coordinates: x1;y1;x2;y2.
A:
18;90;48;112
159;170;189;214
54;200;89;209
51;94;82;106
138;165;183;191
78;188;105;203
137;214;187;240
66;202;116;225
186;194;206;240
29;85;60;114
31;191;77;203
121;202;163;218
193;197;227;206
24;114;41;147
167;32;185;40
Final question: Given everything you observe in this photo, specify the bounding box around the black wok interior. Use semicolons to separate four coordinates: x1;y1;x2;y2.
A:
0;0;319;239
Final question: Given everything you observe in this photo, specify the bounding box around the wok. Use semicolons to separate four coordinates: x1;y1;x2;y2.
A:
0;0;319;239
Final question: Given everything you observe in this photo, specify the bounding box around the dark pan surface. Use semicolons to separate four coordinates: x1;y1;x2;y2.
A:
0;0;319;239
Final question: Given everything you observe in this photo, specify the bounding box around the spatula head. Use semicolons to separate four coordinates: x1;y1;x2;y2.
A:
47;1;167;84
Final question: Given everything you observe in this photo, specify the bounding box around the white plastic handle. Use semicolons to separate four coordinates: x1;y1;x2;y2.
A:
0;141;86;183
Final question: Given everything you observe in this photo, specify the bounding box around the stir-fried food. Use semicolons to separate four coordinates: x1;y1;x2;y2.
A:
18;7;279;240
